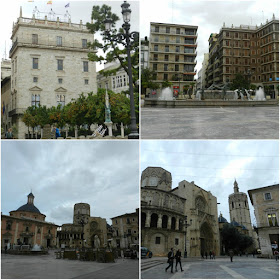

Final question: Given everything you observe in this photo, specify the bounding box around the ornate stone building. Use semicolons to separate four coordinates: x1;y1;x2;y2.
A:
7;7;97;138
141;167;220;257
57;203;108;249
248;184;279;257
1;192;58;249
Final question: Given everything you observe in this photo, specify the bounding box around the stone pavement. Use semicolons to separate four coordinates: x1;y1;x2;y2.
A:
141;106;279;139
141;256;279;279
1;251;139;279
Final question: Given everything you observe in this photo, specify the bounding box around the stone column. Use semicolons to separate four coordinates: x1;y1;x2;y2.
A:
167;216;172;229
145;211;151;228
40;227;44;246
157;214;162;228
175;217;179;230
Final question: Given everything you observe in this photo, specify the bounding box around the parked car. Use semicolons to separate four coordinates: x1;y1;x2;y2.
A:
141;247;152;258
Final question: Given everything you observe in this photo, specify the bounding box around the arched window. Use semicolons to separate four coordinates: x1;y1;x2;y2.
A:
232;201;234;209
162;215;168;228
150;213;158;228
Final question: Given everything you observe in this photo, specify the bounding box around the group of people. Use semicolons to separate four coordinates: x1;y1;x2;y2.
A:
165;248;184;273
201;250;216;259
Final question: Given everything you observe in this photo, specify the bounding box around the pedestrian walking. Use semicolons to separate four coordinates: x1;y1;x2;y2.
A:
175;249;184;272
274;250;279;261
165;248;174;273
212;251;215;259
229;249;234;262
201;252;204;259
205;251;208;259
209;250;212;259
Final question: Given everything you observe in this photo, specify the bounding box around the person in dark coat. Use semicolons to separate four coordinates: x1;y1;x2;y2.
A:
175;249;184;272
165;248;174;273
205;251;208;259
229;249;234;262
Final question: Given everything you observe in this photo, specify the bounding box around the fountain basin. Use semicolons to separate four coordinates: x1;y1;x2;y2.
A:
144;99;278;108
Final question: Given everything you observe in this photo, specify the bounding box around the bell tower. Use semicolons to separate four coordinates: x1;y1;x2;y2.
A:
228;180;253;237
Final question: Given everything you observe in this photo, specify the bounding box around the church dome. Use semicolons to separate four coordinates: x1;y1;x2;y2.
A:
16;192;41;214
218;213;228;223
16;203;41;213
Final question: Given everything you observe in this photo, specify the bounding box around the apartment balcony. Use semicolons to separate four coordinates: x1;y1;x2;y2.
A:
8;108;25;117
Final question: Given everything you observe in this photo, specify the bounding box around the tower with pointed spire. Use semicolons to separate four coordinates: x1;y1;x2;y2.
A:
228;180;254;238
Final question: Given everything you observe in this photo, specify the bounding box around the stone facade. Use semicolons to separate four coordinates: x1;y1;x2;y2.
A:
1;76;12;133
248;184;279;257
1;193;58;249
111;210;139;249
8;8;97;138
141;167;220;257
57;203;108;249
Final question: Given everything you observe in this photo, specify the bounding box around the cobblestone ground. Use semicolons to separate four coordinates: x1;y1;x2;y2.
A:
1;251;139;279
141;106;279;139
141;256;279;279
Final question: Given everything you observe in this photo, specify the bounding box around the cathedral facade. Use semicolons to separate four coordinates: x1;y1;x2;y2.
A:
141;167;220;257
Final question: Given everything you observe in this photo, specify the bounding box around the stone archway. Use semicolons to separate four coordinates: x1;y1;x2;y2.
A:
200;222;214;256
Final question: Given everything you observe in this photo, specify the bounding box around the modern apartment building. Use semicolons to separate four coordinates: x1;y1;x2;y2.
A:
149;22;198;94
7;7;96;138
206;16;279;97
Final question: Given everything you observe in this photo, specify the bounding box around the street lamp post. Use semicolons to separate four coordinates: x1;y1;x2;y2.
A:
104;1;139;139
184;216;192;258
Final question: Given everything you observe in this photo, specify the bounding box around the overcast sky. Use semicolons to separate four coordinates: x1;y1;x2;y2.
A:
0;0;139;71
141;140;279;225
140;0;279;74
1;141;139;226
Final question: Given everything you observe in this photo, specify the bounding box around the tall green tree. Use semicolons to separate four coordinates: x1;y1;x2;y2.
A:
230;73;250;90
141;68;159;96
86;4;139;87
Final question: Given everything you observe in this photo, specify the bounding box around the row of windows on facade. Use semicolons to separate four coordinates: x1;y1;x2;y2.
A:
115;229;137;237
152;26;196;35
222;25;278;39
115;217;136;224
32;76;89;85
153;37;196;44
222;45;277;56
32;58;89;72
153;45;196;53
223;36;278;47
112;75;127;89
152;54;195;63
153;64;195;72
223;55;277;65
156;73;195;81
32;34;88;48
31;94;66;107
6;223;51;234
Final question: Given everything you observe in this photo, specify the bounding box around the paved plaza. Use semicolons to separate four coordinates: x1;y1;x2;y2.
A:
141;106;279;139
141;256;279;279
1;251;139;279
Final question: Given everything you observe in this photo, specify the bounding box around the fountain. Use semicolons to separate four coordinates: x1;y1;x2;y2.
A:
244;89;251;100
195;89;201;100
158;87;174;100
234;89;239;100
254;86;266;101
32;244;42;251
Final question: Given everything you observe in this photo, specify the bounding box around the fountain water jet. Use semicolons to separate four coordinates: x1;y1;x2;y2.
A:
158;87;174;100
254;87;266;101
